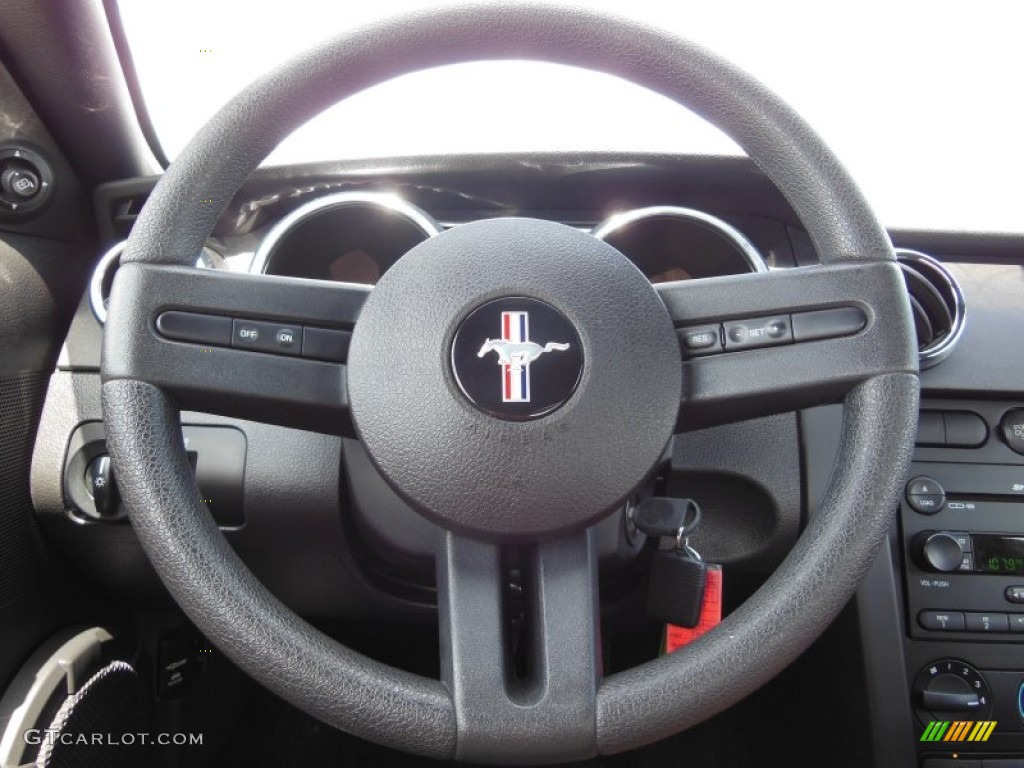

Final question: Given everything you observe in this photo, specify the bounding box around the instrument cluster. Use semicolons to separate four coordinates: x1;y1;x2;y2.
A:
254;193;767;285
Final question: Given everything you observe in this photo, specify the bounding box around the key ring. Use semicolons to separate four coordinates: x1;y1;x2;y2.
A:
673;499;702;553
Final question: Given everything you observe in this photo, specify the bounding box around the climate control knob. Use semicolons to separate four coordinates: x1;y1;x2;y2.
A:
913;659;991;723
916;532;965;573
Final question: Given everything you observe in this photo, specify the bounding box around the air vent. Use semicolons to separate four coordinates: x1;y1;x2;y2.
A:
89;242;221;324
895;249;966;369
89;241;126;324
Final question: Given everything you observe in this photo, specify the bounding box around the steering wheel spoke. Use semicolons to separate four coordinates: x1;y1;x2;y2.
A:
437;529;601;764
657;260;917;430
103;262;367;434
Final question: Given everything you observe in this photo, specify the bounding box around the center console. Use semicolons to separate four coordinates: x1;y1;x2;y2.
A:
805;398;1024;768
900;401;1024;766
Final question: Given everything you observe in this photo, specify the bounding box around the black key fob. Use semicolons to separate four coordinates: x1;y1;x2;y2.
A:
647;547;707;628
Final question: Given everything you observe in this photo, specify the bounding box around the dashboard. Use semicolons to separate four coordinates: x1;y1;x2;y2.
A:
88;186;771;311
1;1;1023;761
250;192;767;285
24;153;1024;766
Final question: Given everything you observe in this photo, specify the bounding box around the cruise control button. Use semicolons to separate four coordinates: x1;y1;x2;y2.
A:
722;315;793;350
1009;614;1024;633
302;327;351;363
677;325;722;357
275;328;298;349
156;311;232;347
1000;409;1024;455
964;612;1009;633
231;319;302;356
790;306;867;342
918;610;965;631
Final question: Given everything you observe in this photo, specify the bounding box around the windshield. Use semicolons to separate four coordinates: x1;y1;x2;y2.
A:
118;1;1023;233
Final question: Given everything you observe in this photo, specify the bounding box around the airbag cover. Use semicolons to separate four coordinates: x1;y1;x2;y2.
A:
347;218;680;540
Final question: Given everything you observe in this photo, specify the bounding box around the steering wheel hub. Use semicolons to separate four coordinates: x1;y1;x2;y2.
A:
347;217;681;540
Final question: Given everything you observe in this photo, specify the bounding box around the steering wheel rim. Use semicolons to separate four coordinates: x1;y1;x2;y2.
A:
100;4;919;763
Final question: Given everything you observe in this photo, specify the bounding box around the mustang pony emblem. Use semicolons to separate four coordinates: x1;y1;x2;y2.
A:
476;311;570;402
477;339;570;366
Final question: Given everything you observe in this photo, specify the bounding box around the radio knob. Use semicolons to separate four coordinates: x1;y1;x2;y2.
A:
917;532;966;573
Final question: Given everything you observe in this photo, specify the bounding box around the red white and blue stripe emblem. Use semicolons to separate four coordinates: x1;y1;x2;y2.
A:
502;311;530;402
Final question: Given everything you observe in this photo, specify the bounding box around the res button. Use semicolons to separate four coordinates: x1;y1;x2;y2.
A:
677;325;722;357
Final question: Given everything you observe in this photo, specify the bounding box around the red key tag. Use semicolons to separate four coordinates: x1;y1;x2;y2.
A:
663;564;722;653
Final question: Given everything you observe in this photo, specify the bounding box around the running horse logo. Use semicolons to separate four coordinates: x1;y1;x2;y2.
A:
477;311;570;403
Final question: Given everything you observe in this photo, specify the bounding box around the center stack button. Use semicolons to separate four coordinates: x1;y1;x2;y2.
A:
906;475;946;514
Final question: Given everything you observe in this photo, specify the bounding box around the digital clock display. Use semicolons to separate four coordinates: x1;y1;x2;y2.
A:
973;534;1024;574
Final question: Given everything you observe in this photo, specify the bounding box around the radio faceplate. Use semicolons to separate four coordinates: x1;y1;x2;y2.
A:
902;463;1024;642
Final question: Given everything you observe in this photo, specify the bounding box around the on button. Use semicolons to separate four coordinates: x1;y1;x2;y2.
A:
276;328;298;348
231;319;302;357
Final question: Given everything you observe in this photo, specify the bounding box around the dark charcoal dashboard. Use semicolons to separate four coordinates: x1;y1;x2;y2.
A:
26;153;1024;767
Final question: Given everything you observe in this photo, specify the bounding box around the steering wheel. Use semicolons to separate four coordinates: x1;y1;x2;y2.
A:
100;4;918;763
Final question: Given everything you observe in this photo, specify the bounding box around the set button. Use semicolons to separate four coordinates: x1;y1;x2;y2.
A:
723;315;792;350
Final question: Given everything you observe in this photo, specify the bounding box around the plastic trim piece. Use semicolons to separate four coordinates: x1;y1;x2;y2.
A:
0;627;112;768
250;191;443;275
592;205;768;275
100;0;170;169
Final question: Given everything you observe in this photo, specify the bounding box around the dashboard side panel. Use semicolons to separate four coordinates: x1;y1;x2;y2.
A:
30;371;433;619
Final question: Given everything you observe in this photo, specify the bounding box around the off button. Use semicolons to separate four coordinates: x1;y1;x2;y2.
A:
231;319;302;356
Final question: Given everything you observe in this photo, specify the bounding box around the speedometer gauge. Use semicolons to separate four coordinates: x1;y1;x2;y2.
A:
252;191;441;284
593;206;766;282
